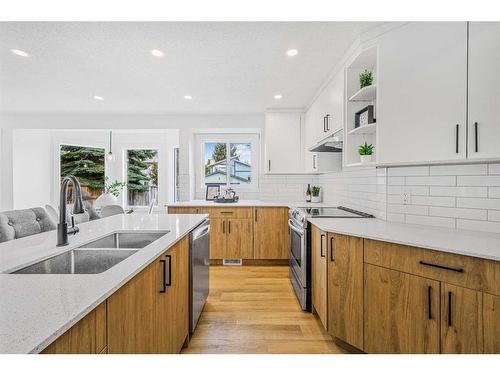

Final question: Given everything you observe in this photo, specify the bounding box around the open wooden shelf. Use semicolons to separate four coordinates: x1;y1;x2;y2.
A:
347;123;377;135
348;85;376;102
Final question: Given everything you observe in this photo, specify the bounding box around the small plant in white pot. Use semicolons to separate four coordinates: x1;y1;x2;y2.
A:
358;142;374;164
311;186;321;203
95;177;127;209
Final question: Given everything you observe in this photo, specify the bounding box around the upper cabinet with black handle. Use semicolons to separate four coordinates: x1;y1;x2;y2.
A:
378;22;500;165
467;22;500;160
264;111;304;174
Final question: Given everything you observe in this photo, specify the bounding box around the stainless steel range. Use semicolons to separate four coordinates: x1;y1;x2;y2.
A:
288;206;374;311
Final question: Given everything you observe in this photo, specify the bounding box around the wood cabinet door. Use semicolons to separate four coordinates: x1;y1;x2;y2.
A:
209;218;226;259
311;225;327;329
253;207;288;259
441;283;483;353
226;219;254;259
467;22;500;160
327;233;364;350
107;261;157;354
364;264;440;353
157;236;189;353
483;293;500;353
377;22;467;164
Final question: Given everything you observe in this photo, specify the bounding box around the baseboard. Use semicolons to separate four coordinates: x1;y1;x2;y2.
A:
209;259;288;266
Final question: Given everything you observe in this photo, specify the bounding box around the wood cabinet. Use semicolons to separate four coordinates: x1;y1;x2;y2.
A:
225;219;254;259
264;111;304;173
311;225;327;329
483;293;500;353
327;233;364;350
107;236;189;354
441;283;483;354
378;22;468;165
364;265;440;353
156;236;189;353
42;302;107;354
467;22;500;160
254;207;288;259
210;218;226;259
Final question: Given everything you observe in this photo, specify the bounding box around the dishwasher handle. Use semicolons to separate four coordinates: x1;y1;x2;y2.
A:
192;219;211;241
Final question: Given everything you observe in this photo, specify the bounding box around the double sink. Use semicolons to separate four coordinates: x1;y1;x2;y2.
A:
13;231;169;275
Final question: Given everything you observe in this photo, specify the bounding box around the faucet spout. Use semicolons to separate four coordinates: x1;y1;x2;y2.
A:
57;176;85;246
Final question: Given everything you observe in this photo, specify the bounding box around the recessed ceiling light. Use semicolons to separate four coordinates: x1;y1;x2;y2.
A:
93;95;104;101
286;49;298;57
11;49;29;57
274;94;283;100
151;49;164;57
184;95;193;100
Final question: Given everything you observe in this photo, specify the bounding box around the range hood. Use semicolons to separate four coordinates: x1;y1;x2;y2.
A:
308;129;343;152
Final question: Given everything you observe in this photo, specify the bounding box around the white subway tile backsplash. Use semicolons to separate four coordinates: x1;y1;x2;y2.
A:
457;176;500;186
430;186;488;198
429;207;487;220
430;164;488;176
488;211;500;222
405;214;456;228
387;204;429;215
387;176;405;185
405;176;456;186
457;197;500;210
388;166;429;176
457;219;500;233
489;187;500;198
387;185;429;196
488;164;500;175
411;195;456;207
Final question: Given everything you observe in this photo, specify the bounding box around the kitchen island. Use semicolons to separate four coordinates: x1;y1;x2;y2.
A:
0;213;207;354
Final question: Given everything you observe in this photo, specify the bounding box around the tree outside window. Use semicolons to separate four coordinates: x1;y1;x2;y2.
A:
127;149;159;206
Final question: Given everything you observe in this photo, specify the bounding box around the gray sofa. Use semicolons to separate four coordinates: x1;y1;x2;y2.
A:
0;207;56;243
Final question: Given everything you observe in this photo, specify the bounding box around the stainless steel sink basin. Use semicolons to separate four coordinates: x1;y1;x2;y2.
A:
13;249;138;274
78;231;169;249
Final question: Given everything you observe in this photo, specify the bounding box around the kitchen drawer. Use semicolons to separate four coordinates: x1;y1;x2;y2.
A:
364;239;500;296
167;207;200;214
209;207;253;219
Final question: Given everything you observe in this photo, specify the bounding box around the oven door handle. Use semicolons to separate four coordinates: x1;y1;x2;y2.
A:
288;219;305;236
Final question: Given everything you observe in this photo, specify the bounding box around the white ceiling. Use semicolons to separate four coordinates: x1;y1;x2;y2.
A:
0;22;380;115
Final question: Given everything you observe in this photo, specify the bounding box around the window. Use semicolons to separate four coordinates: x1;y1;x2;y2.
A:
173;147;180;201
198;134;259;193
60;145;105;203
126;149;159;207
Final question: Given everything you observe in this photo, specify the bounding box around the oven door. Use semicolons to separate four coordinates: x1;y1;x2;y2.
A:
288;219;306;287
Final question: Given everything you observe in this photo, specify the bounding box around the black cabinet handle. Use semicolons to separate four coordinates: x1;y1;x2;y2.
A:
448;291;453;327
228;220;231;234
165;255;172;287
323;116;326;132
427;286;432;320
326;114;330;131
474;122;478;152
320;234;325;258
330;236;335;262
455;124;459;153
255;208;258;222
159;259;166;293
222;220;225;234
419;260;464;273
268;160;271;172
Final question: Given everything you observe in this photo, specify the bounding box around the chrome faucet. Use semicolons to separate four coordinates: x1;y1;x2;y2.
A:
57;176;85;247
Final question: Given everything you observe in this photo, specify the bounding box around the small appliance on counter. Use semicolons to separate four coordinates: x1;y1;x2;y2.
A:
288;206;374;311
214;187;239;203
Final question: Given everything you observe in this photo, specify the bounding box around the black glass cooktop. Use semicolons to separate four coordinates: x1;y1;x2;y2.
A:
300;206;374;218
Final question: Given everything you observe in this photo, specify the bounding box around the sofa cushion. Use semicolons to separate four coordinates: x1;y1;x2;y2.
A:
0;207;56;243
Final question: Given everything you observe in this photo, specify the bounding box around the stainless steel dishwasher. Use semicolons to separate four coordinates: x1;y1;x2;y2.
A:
189;218;210;335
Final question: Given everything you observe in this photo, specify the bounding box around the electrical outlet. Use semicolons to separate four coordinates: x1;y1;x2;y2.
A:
402;191;410;205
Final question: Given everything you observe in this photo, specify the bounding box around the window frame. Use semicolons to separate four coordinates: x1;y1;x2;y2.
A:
196;133;259;194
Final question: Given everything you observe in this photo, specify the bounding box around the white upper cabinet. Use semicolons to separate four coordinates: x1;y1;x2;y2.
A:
264;111;303;174
467;22;500;160
377;22;468;165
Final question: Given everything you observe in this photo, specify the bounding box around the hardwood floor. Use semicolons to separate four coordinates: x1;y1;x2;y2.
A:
182;265;347;354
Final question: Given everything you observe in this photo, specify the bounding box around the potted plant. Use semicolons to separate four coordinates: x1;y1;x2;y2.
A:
358;142;374;164
95;177;127;209
359;70;373;89
311;186;321;203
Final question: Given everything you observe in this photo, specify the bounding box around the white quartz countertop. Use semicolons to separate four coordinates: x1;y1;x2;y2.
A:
0;213;207;354
308;217;500;262
165;199;329;208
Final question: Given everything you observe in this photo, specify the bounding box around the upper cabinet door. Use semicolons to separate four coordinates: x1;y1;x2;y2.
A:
323;70;344;136
264;112;303;173
467;22;500;160
377;22;468;165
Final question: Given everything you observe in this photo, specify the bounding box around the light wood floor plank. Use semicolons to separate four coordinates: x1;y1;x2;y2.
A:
182;265;348;354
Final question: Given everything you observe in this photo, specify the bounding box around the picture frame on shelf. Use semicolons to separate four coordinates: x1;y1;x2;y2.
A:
205;183;221;201
354;105;375;128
